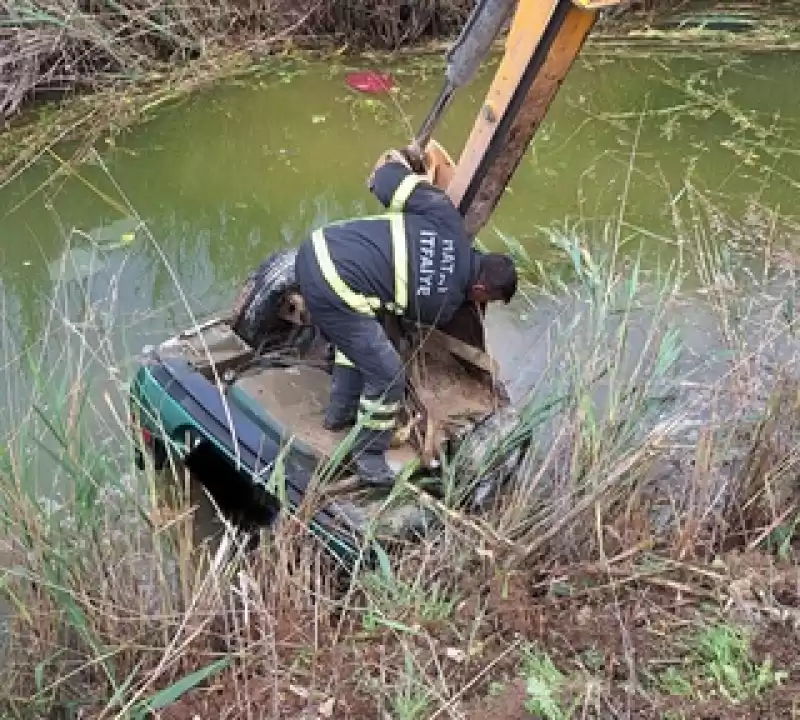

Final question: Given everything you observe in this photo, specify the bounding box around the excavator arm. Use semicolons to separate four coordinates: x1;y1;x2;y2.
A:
413;0;625;353
446;0;623;235
421;0;624;232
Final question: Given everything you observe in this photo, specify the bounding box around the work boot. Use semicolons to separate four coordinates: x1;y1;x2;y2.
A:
355;452;396;488
323;403;358;432
350;386;403;488
323;362;362;432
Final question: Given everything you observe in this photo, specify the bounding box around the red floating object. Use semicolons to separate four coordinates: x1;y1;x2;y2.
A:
345;71;395;94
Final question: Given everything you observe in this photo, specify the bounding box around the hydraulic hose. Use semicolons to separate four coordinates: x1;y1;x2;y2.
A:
446;0;518;88
412;0;518;158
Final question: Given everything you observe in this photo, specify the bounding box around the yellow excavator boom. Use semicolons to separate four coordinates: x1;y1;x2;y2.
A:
356;0;626;455
416;0;625;352
446;0;622;235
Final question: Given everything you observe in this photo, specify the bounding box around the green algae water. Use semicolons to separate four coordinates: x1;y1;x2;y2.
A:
0;50;799;439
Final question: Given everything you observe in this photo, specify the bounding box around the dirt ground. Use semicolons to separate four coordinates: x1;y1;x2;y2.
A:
465;637;800;720
152;552;799;719
466;682;800;720
463;557;800;720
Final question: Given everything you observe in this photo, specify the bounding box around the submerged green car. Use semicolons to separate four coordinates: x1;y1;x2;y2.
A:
129;250;522;564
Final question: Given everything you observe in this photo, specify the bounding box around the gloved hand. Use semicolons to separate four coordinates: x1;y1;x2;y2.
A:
390;414;416;448
367;148;411;192
402;144;427;174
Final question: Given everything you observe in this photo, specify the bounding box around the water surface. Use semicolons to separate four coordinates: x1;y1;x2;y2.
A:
1;50;799;438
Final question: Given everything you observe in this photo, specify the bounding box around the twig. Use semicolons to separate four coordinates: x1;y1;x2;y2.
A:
746;502;799;552
427;639;521;720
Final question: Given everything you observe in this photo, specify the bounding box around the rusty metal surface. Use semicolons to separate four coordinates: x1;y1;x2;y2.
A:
438;301;489;355
463;7;597;236
445;0;562;210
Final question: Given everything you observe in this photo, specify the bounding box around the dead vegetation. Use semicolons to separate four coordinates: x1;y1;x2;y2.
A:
0;0;472;185
0;0;475;119
2;0;792;120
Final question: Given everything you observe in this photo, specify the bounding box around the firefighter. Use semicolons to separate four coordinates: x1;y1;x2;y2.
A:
294;147;518;487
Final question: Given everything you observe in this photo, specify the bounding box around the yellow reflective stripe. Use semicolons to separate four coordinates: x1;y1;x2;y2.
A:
390;174;425;212
312;211;408;317
324;213;391;227
389;213;408;314
360;416;397;431
311;229;381;316
334;349;354;367
360;397;400;414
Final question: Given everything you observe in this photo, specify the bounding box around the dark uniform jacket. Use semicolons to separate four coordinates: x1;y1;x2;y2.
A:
320;162;482;327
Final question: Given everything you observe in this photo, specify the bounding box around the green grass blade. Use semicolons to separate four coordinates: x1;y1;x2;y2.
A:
133;657;231;717
374;542;393;582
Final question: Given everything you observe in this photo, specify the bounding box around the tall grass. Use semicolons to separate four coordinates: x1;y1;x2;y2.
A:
0;0;476;119
1;183;799;716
